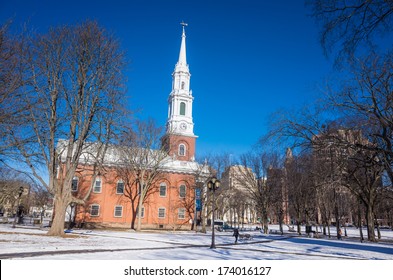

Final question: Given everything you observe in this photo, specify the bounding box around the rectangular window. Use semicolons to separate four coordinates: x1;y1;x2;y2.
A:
114;206;123;217
159;184;166;197
158;207;166;219
93;179;102;193
179;185;186;198
178;208;185;219
116;181;124;194
71;177;78;192
90;205;100;216
137;206;145;218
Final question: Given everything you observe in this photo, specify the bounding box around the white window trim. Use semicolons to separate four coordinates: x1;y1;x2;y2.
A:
90;204;100;217
179;184;186;198
178;208;186;220
159;184;167;197
137;206;145;219
158;207;166;219
93;178;102;193
114;205;123;217
116;180;124;194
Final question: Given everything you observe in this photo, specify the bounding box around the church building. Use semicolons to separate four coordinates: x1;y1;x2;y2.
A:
69;24;208;230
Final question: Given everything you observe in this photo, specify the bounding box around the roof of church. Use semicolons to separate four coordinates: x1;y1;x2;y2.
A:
56;139;209;176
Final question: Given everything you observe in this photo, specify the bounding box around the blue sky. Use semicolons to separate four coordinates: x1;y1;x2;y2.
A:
1;0;332;157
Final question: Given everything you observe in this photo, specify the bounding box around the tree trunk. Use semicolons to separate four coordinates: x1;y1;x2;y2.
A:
296;220;301;235
136;197;143;231
278;208;283;234
327;222;331;238
47;197;69;236
296;212;301;235
366;204;376;242
375;216;381;240
130;210;136;230
358;200;364;242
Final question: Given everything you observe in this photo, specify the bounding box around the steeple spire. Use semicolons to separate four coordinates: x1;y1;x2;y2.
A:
176;22;188;71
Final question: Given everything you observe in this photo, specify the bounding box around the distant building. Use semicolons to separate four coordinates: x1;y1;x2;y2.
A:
220;165;257;226
312;128;373;226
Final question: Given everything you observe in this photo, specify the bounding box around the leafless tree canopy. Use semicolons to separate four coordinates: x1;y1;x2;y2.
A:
116;119;169;231
310;0;393;61
2;21;127;236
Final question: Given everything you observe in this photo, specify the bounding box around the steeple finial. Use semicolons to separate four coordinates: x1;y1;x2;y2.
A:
180;21;188;33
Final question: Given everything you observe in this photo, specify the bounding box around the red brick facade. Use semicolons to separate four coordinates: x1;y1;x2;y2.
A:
72;166;197;230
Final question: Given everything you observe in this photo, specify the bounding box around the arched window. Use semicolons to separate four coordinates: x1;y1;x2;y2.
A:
179;144;186;156
180;102;186;116
181;81;185;89
179;185;186;198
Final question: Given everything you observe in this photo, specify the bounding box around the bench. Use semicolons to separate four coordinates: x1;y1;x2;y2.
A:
286;225;296;232
239;233;253;240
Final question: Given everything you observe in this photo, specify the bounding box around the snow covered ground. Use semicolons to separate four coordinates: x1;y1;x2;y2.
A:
1;223;393;260
2;224;393;280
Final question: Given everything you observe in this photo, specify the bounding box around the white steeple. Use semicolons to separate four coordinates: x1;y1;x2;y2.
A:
166;22;195;137
177;24;187;70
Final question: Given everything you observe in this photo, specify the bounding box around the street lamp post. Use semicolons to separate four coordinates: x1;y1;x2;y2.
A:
12;186;24;228
68;202;76;229
208;177;220;249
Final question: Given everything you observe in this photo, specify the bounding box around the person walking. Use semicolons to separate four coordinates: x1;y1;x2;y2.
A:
233;228;239;244
338;228;342;240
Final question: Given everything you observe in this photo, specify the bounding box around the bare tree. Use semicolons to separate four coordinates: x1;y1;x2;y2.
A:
310;0;393;62
285;153;317;235
344;149;384;242
0;167;29;217
29;185;52;226
237;152;281;233
0;22;30;165
116;119;170;231
191;157;211;232
6;21;126;236
327;53;393;185
198;153;231;231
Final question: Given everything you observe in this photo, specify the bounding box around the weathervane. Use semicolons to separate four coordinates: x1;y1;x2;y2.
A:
180;21;188;35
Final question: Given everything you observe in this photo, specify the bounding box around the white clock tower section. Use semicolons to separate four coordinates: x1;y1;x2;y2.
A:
167;23;194;137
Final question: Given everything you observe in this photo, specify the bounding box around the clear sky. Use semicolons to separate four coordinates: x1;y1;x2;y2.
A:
1;0;332;157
